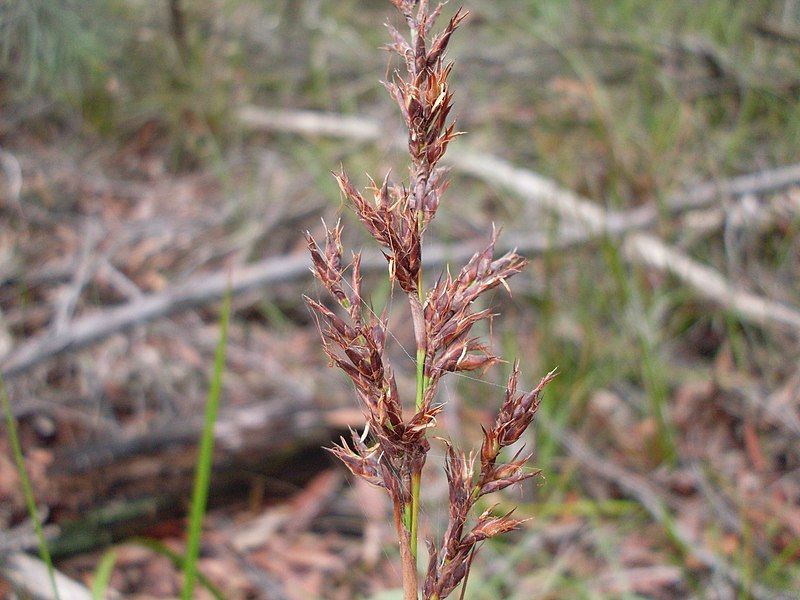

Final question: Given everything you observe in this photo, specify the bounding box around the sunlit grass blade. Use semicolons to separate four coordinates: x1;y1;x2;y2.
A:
180;290;231;600
91;549;117;600
1;374;61;600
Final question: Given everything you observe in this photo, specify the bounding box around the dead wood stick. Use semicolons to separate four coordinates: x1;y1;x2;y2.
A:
237;106;383;141
443;147;800;336
0;552;98;600
240;105;800;333
237;105;800;213
9;393;340;550
5;110;799;378
97;256;144;301
625;233;800;333
0;227;604;379
0;253;298;377
51;222;101;335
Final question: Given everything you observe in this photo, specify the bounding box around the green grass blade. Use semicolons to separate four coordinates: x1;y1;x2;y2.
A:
91;549;117;600
1;374;61;600
180;290;231;600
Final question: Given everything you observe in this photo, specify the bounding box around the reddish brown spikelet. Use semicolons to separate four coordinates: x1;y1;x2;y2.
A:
493;363;557;448
306;223;345;304
441;442;474;558
426;8;468;67
463;507;526;545
327;431;385;489
305;3;557;598
333;168;422;295
422;230;527;385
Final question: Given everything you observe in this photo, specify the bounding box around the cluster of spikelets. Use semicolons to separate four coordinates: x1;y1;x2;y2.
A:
305;2;555;598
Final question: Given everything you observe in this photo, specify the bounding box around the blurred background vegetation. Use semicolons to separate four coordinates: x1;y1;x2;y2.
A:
1;0;799;598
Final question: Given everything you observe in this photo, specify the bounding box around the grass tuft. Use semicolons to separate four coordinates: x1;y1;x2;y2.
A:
180;289;231;600
1;374;61;600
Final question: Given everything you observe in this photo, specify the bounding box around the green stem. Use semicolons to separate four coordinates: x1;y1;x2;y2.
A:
409;262;426;567
415;348;426;411
410;471;421;559
410;343;426;567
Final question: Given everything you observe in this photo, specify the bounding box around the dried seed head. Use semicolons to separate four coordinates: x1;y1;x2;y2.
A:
432;336;499;376
383;3;468;232
327;431;385;489
333;168;422;295
422;231;526;386
493;364;557;449
472;364;556;497
308;5;557;598
306;222;345;305
463;507;526;545
426;9;468;67
441;442;474;559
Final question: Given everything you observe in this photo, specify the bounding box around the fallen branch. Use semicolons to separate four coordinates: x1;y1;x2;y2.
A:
237;106;383;142
5;109;799;378
1;253;300;378
0;552;96;600
240;107;800;332
9;396;342;556
625;234;800;333
238;105;800;215
438;140;800;337
0;227;617;379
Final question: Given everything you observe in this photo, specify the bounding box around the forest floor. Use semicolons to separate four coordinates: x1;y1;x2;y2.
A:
1;1;800;598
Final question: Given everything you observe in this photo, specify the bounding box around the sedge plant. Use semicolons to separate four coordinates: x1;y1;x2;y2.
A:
305;2;555;599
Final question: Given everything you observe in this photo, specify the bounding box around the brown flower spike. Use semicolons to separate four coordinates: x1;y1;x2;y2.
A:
305;2;555;599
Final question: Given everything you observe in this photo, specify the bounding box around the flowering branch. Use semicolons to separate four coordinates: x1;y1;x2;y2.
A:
304;3;555;598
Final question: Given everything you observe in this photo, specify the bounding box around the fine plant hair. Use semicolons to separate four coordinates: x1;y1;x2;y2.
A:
305;2;555;599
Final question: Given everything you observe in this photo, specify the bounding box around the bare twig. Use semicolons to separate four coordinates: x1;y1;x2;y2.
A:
443;148;800;336
0;552;99;600
96;256;144;301
238;105;800;213
625;233;800;333
237;106;382;142
51;221;102;335
6;108;798;377
240;105;800;333
0;252;298;377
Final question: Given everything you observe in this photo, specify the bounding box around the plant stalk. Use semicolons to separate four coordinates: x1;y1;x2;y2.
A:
393;496;420;600
408;268;427;571
181;290;230;600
